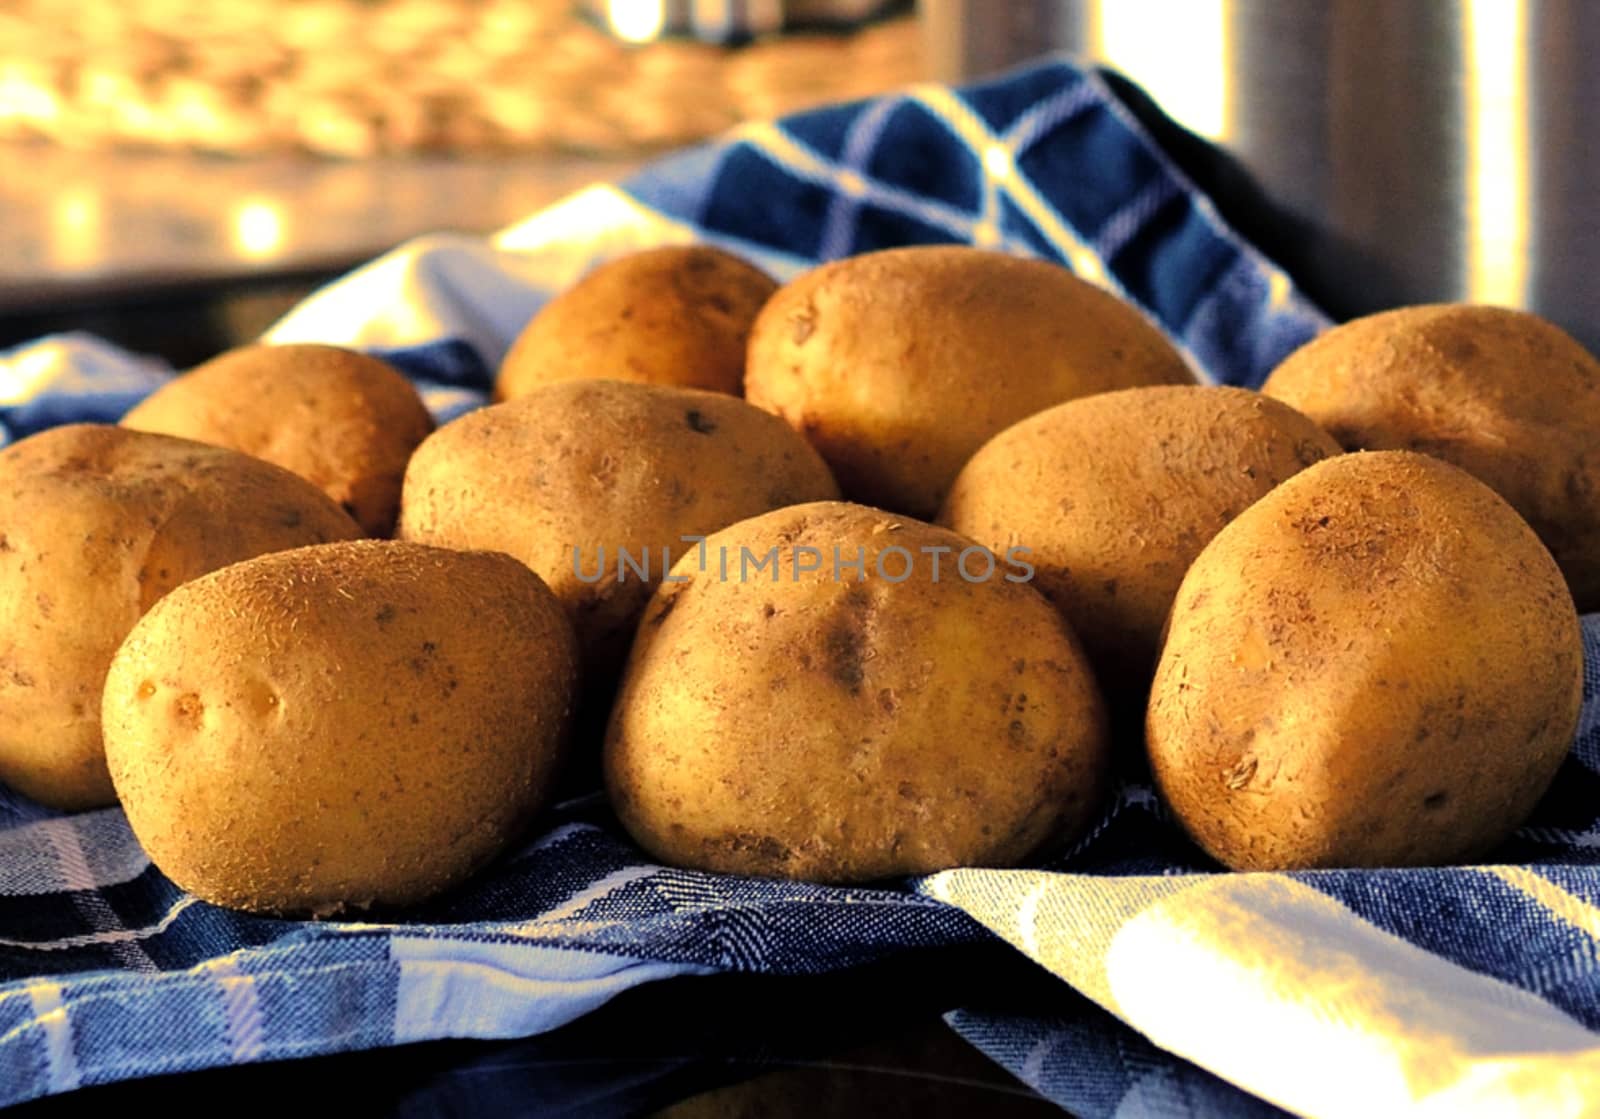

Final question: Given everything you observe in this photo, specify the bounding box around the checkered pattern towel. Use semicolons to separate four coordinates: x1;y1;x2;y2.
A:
2;59;1597;1117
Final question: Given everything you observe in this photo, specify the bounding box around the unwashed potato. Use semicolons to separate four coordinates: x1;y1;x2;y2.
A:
496;245;777;401
399;380;839;684
1261;304;1600;611
103;540;578;916
1147;451;1583;870
122;343;435;536
745;246;1195;518
605;502;1110;882
0;425;361;809
940;386;1341;713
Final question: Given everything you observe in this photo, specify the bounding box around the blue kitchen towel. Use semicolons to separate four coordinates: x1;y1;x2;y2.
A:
2;58;1598;1117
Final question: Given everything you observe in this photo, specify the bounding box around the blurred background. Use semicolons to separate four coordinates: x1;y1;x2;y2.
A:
2;0;1594;362
0;0;914;364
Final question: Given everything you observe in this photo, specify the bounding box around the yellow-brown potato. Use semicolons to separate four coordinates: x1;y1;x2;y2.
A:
122;343;435;536
398;380;840;683
103;540;578;916
745;246;1195;518
496;245;777;401
1261;304;1600;611
940;386;1341;710
1147;451;1583;871
605;502;1109;882
0;425;361;810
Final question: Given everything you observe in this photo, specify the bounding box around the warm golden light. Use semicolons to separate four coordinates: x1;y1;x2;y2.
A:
0;63;61;127
232;199;287;261
1091;0;1230;142
49;188;103;270
1464;0;1530;306
606;0;666;44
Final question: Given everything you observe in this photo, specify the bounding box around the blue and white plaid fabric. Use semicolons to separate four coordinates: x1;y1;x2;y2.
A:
2;59;1597;1116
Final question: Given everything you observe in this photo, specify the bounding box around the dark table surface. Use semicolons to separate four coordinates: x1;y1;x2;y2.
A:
0;145;646;372
0;146;640;313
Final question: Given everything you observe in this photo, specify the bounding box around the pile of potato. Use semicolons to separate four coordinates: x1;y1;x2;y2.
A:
0;243;1592;916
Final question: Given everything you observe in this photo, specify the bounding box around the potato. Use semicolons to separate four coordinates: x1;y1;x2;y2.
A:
103;540;578;915
1260;304;1600;611
745;246;1194;518
398;380;839;683
940;386;1341;713
0;425;361;810
122;343;435;536
604;502;1109;882
496;246;777;401
1147;451;1583;870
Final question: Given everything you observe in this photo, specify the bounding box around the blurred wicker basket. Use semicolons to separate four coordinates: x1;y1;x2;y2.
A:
0;0;921;157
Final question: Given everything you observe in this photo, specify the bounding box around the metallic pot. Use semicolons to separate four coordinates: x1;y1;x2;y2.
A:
923;0;1600;350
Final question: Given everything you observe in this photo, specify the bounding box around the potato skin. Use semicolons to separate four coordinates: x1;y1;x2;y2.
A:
496;246;777;401
1147;451;1583;871
940;386;1341;708
398;380;839;683
1261;304;1600;611
0;425;361;809
103;540;578;916
122;343;436;537
604;502;1110;882
745;246;1194;518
